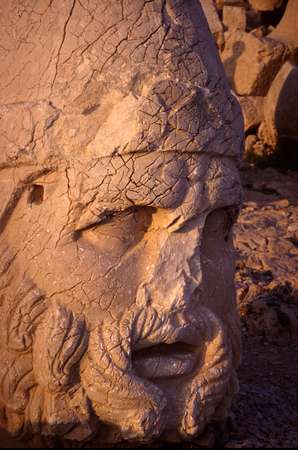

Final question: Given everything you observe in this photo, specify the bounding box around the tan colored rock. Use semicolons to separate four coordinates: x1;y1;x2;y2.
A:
223;6;247;31
269;0;298;62
215;0;225;9
239;96;264;131
201;0;225;48
259;62;298;148
0;0;244;446
222;30;287;95
248;0;284;11
244;134;258;155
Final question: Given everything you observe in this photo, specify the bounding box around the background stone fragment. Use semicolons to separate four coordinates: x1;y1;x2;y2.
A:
269;0;298;62
201;0;225;48
259;62;298;148
248;0;284;11
223;6;247;31
222;30;287;95
239;96;264;131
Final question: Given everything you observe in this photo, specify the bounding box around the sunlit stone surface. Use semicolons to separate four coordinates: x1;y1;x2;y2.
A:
0;0;244;445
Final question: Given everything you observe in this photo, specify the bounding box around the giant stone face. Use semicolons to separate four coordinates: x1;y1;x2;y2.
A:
0;0;244;445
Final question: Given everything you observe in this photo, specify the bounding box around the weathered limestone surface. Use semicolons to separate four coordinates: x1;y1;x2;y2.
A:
0;0;243;446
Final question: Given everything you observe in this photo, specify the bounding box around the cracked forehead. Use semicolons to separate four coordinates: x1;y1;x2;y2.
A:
0;0;244;235
41;151;242;234
0;0;243;170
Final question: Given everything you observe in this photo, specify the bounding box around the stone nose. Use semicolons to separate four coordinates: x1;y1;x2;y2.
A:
157;270;200;313
136;270;199;314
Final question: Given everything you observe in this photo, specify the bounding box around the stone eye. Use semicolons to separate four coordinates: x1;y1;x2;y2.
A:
28;184;44;206
80;206;155;252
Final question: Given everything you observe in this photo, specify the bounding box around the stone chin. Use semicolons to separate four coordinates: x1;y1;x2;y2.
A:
0;266;238;445
82;304;237;443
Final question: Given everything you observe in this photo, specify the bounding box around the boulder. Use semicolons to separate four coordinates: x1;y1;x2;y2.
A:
246;10;263;31
239;96;264;131
201;0;224;48
259;61;298;147
269;0;298;62
222;30;287;95
223;5;247;31
248;0;284;11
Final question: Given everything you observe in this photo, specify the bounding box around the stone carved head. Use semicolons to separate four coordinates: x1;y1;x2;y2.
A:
0;0;244;445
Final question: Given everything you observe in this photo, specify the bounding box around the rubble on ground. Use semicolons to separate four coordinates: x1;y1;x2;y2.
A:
235;164;298;343
202;0;298;165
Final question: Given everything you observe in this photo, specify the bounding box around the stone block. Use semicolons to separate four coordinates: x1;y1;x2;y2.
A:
200;0;224;48
249;0;284;11
239;96;264;131
269;0;298;62
259;61;298;147
223;5;247;31
221;30;287;95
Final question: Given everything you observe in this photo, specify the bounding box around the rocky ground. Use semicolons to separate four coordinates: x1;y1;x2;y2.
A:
227;164;298;448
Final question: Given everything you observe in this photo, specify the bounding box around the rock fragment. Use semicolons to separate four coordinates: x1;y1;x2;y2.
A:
222;30;287;95
248;0;284;11
269;0;298;62
239;96;264;131
259;61;298;148
223;5;247;31
200;0;225;48
246;10;263;31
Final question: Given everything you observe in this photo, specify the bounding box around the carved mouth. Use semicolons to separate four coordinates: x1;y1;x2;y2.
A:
132;341;199;380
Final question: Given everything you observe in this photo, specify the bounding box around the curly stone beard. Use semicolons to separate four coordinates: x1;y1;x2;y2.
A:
82;304;238;442
0;251;239;445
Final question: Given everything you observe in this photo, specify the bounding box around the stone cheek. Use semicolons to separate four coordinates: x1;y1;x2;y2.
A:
0;0;244;445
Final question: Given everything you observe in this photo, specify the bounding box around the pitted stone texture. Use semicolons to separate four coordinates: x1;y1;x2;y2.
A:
0;0;243;446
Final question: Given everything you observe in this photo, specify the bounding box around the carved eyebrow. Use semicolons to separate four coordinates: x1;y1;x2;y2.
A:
75;205;152;232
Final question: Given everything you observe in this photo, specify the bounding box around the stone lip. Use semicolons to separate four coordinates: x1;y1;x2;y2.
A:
131;310;204;379
132;343;198;380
